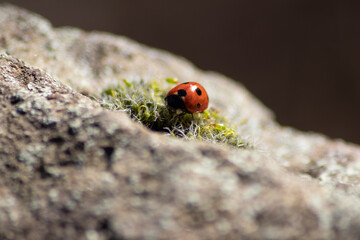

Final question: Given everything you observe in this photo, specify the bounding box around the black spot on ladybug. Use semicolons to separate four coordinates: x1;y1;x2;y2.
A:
165;95;186;112
181;82;189;85
195;88;202;96
197;103;201;108
177;89;187;96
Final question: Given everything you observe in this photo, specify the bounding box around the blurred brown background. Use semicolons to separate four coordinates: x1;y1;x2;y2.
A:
6;0;360;144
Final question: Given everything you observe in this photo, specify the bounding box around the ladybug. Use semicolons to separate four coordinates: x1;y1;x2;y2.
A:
165;82;209;114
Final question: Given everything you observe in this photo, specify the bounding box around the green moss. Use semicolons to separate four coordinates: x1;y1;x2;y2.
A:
96;79;252;149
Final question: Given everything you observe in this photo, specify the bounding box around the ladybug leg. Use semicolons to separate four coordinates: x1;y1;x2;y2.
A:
174;116;180;126
170;114;177;122
191;113;194;121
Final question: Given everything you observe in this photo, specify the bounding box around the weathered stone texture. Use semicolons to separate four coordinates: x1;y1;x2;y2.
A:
1;4;360;240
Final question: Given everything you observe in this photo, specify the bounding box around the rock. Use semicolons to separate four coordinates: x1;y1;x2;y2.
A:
1;3;360;240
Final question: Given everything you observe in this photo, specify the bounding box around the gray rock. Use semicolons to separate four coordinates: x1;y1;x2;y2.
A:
1;3;360;240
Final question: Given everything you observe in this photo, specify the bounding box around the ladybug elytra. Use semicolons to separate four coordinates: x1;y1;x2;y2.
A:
165;82;209;115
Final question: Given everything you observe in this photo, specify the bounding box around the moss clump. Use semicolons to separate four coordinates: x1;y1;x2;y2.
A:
96;79;251;149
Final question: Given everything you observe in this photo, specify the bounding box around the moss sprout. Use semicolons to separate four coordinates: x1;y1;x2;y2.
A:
95;79;252;149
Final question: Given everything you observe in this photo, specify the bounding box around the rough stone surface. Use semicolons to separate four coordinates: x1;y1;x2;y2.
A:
1;4;360;240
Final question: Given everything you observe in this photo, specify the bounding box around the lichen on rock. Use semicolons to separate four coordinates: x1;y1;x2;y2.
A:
1;3;360;240
97;79;252;149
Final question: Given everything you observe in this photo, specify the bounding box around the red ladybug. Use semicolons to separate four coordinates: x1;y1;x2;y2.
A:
165;82;209;114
